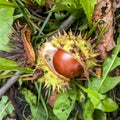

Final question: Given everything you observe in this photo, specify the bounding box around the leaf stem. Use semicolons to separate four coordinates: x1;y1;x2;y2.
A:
0;101;11;117
97;36;120;91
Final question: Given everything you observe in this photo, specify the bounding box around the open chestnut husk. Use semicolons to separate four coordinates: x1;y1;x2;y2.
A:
38;31;99;91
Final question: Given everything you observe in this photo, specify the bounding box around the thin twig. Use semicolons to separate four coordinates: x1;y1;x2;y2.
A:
59;14;75;32
0;71;23;98
48;14;76;41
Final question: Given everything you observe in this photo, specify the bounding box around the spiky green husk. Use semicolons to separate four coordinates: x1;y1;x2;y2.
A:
37;31;98;91
52;31;98;78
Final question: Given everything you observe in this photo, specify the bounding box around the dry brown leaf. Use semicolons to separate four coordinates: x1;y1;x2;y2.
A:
48;92;58;107
32;68;44;81
93;0;115;60
21;24;36;66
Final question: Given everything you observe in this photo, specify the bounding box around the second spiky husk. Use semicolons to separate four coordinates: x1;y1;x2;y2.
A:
8;22;35;67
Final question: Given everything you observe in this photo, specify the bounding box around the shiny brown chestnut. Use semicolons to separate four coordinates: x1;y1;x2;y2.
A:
53;49;83;78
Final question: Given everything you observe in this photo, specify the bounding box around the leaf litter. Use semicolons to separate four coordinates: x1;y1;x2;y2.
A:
93;0;115;60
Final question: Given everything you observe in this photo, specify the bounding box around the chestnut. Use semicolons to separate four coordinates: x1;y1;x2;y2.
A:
53;49;83;78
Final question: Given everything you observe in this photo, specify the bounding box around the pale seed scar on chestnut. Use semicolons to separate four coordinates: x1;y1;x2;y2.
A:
53;49;83;78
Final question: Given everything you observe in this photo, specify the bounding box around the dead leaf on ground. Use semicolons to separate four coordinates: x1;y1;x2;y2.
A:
93;0;115;60
48;92;58;107
112;0;120;11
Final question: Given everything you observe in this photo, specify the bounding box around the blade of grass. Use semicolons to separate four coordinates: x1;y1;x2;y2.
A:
12;0;33;30
35;83;48;120
34;82;42;119
36;5;56;39
40;94;48;120
86;19;107;39
96;22;108;44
